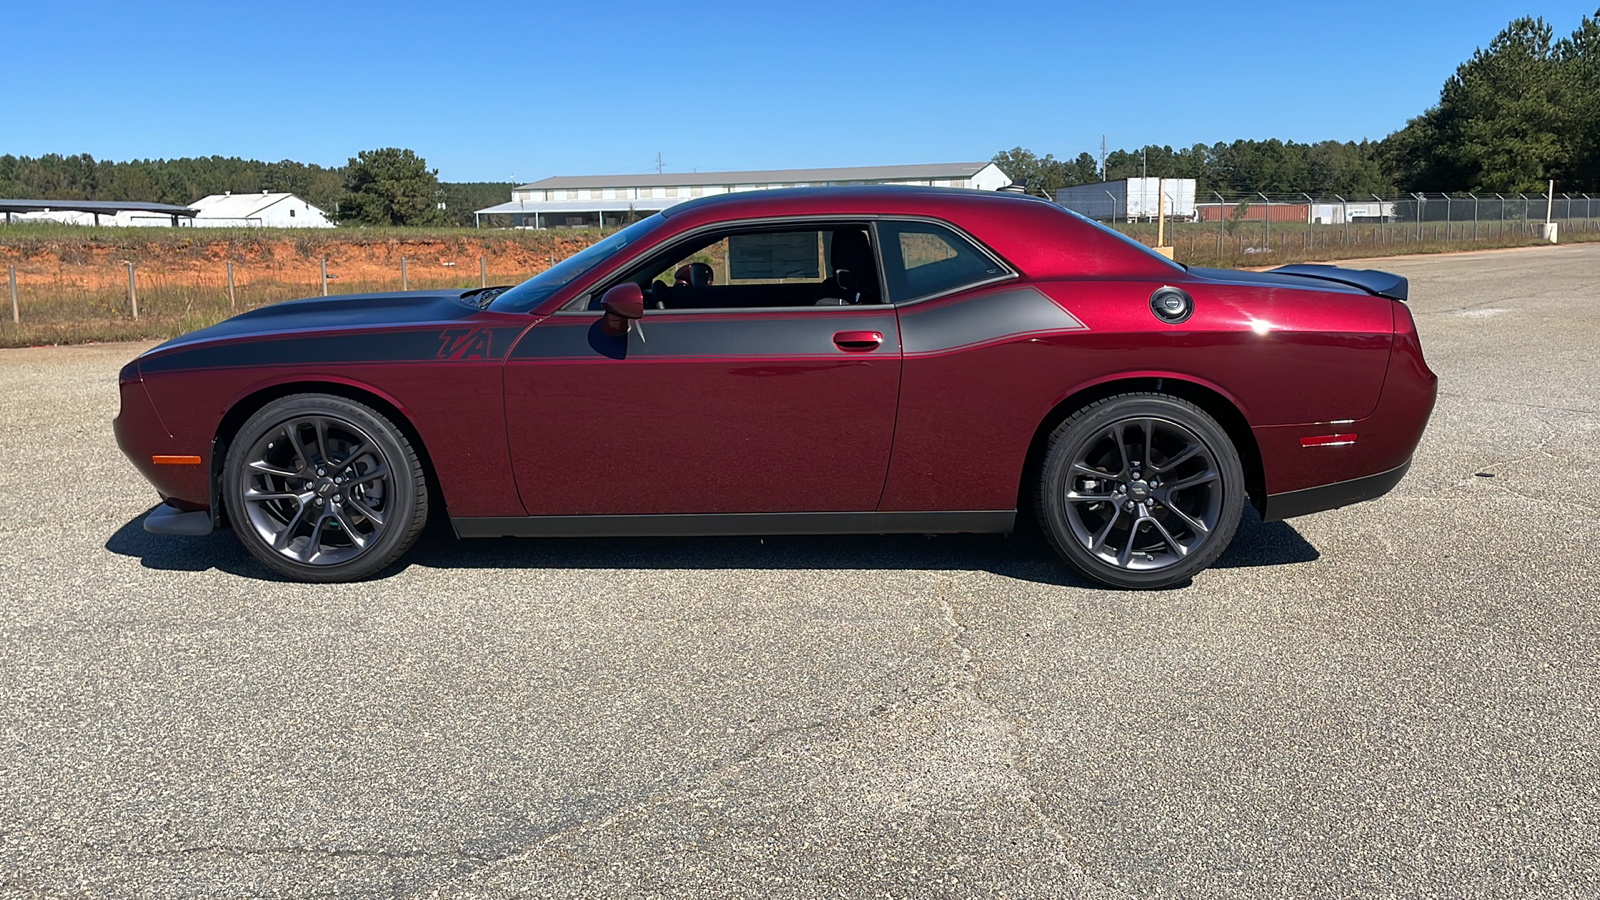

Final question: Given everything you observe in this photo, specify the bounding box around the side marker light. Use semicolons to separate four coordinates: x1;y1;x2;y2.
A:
152;455;203;465
1300;434;1357;448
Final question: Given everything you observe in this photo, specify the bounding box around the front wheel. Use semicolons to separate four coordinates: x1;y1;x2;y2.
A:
223;394;428;582
1036;393;1244;589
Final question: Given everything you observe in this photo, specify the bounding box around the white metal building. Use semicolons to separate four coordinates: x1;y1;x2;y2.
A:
474;162;1011;228
185;191;334;228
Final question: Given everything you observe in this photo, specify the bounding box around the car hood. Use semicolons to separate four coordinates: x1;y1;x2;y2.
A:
145;291;480;355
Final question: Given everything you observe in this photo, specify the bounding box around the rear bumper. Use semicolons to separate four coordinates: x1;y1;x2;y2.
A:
1259;457;1411;522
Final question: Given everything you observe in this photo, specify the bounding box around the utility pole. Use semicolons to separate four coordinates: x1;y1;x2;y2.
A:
656;152;664;174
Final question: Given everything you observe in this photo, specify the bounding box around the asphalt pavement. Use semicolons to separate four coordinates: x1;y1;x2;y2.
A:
2;242;1598;899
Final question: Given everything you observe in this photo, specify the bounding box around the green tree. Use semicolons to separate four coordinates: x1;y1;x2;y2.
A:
439;182;514;227
1064;152;1101;185
341;148;446;226
1558;9;1600;191
1382;14;1595;192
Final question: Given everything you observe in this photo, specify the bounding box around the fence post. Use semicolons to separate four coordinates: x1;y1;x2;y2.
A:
1471;194;1478;241
401;256;408;291
480;256;486;288
1213;191;1225;258
1301;193;1315;250
321;258;329;297
1374;194;1386;244
8;264;16;324
127;262;138;319
1335;194;1347;245
1444;194;1453;241
1258;192;1271;252
1414;194;1424;242
1520;194;1529;233
1495;193;1505;238
227;260;236;311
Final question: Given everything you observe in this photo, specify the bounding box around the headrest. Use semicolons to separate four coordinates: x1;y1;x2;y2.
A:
674;262;714;287
829;229;873;274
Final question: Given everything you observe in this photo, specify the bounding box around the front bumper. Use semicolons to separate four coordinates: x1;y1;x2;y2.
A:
115;365;211;510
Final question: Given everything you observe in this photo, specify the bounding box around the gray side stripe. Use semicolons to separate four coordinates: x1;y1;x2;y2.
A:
898;287;1084;355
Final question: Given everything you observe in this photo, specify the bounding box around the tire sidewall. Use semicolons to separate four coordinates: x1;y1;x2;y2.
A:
1040;394;1245;589
224;395;422;582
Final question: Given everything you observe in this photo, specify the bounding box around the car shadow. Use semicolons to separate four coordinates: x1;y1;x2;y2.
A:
106;505;1319;588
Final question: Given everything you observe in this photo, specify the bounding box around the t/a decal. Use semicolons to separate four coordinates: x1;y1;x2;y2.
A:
437;327;494;361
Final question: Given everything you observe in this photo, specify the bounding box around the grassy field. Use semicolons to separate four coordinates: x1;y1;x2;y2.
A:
2;217;1598;348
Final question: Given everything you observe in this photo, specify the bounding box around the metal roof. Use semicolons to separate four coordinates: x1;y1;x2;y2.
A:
190;192;321;219
475;198;689;216
515;162;996;191
0;198;197;216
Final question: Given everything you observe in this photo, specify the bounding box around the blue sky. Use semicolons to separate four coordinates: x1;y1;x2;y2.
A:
6;0;1594;182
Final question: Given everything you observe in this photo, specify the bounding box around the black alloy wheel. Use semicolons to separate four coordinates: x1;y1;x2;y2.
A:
224;394;427;582
1037;393;1244;589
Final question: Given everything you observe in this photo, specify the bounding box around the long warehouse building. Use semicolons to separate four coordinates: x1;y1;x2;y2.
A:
474;162;1011;228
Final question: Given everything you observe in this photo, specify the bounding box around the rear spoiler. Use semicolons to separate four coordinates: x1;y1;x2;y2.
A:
1268;264;1408;301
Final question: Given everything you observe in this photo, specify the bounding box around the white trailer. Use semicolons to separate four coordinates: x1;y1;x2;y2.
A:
1055;178;1198;221
1311;201;1397;224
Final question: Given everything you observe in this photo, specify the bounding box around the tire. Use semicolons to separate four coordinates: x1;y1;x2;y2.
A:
1036;392;1244;589
223;393;428;582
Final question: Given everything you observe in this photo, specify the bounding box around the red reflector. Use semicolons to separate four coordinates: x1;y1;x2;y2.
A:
1300;433;1357;447
151;455;203;465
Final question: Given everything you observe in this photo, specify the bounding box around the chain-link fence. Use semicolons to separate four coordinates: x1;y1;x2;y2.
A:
1071;189;1599;266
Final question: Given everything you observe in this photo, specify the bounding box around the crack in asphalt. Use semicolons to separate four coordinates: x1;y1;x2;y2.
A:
935;577;1139;900
389;573;1136;898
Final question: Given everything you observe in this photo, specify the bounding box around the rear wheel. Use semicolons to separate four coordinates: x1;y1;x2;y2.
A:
1036;393;1244;589
224;394;427;582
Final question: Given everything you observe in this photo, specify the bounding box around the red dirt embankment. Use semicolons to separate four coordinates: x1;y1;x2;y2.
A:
0;231;604;291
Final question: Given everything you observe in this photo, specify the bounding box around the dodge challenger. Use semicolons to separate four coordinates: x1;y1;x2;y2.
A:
114;186;1437;588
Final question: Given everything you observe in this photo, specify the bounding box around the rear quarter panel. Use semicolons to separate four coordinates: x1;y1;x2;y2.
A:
879;278;1394;511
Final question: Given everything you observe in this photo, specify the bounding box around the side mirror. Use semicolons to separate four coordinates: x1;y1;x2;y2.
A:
599;283;644;336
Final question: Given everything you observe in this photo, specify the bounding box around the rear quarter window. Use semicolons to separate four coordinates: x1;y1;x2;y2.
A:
878;221;1008;303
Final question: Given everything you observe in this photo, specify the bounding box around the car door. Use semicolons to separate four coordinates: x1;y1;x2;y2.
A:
503;222;902;516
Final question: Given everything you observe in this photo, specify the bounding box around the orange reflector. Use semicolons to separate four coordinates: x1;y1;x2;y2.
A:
1300;433;1357;447
151;455;202;465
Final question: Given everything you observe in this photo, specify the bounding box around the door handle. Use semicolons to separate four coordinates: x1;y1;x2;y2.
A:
833;330;883;351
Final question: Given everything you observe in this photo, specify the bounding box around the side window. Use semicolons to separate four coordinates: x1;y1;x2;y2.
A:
877;221;1007;304
596;223;885;310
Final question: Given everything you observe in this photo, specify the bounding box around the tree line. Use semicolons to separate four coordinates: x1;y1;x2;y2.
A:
0;149;510;227
995;10;1600;198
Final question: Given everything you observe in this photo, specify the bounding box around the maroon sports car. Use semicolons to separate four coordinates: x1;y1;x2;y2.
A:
115;186;1436;587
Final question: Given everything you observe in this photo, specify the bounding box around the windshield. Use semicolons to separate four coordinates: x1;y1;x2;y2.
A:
490;215;666;313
